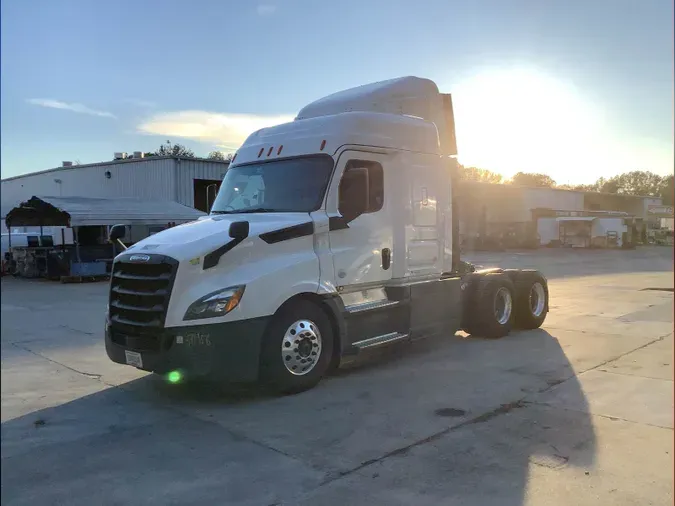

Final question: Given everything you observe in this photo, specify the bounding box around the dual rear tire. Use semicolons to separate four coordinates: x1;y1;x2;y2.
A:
462;270;548;338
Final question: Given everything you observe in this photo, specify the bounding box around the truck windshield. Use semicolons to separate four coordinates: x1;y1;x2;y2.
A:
210;155;334;214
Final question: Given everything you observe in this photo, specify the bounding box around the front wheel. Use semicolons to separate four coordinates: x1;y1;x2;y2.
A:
259;300;334;394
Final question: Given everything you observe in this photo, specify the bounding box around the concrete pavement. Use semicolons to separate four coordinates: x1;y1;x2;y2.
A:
1;247;673;505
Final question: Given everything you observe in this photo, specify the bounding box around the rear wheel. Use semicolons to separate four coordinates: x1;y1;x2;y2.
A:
513;270;549;329
463;273;515;338
259;300;334;394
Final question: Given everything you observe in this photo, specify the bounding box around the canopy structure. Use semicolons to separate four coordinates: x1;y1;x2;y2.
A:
556;217;597;222
5;196;206;227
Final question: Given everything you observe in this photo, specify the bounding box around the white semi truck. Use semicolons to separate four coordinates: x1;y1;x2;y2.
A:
105;77;549;393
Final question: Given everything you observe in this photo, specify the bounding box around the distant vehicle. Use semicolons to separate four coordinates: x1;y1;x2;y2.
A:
1;227;73;257
104;77;550;393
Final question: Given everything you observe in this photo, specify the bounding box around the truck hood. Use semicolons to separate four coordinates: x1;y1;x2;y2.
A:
123;213;312;262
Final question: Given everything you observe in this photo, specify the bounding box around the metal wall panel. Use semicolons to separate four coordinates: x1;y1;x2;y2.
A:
1;158;177;212
174;158;229;207
521;187;584;221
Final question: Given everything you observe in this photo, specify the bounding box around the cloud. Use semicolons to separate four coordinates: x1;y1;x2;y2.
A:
26;98;116;118
256;4;277;15
137;110;293;150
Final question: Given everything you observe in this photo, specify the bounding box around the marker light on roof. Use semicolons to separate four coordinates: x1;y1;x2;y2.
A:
267;146;273;157
277;145;283;155
320;140;326;151
258;148;264;158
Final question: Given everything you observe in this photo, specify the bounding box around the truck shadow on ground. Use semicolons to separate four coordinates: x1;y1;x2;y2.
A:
1;329;597;506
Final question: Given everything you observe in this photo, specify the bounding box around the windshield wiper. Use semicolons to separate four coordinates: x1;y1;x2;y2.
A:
211;207;280;215
236;207;280;214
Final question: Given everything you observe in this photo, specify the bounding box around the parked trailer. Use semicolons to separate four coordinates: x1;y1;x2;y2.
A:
104;77;549;393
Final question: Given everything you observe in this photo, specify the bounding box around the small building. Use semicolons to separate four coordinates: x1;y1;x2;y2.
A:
532;209;633;248
646;204;675;245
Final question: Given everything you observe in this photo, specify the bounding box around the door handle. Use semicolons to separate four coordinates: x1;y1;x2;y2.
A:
382;248;391;270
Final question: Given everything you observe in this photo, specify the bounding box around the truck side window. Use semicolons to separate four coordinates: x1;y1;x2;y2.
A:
339;160;384;214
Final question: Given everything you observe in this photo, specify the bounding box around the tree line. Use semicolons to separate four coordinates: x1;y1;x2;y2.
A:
459;165;674;205
115;140;233;161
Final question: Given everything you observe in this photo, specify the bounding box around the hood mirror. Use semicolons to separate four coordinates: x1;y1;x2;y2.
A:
229;221;250;240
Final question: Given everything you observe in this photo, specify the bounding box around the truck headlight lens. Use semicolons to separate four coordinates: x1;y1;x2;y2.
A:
183;286;245;321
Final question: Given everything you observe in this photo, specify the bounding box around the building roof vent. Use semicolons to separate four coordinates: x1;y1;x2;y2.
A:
113;152;127;160
132;151;144;159
62;161;73;167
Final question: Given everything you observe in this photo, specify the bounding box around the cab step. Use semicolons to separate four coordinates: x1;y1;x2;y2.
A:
353;332;409;350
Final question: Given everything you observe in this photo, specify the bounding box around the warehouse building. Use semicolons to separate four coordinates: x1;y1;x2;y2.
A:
1;153;230;224
1;153;227;278
457;181;663;248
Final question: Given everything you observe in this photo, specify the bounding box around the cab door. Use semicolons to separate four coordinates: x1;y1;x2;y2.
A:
326;150;393;289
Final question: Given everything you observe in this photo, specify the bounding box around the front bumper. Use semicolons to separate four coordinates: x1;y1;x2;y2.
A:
105;317;270;382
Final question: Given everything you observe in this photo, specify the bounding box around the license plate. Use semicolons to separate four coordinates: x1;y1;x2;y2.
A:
124;350;143;368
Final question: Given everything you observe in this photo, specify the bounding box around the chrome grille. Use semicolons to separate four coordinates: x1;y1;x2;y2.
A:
108;254;178;338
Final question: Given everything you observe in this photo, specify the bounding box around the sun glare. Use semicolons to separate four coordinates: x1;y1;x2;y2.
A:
452;68;608;184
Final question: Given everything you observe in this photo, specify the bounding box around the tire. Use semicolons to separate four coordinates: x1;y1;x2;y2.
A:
259;299;334;394
503;269;520;284
512;270;549;329
463;273;515;338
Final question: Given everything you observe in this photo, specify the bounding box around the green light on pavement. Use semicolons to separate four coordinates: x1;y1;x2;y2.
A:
167;370;182;384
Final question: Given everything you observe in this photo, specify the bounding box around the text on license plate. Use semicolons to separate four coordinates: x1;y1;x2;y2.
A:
125;350;143;368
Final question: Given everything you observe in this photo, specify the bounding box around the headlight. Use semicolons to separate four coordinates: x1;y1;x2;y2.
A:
183;286;245;321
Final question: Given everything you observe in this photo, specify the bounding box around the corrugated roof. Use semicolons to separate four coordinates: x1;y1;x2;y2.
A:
1;156;229;183
5;196;206;227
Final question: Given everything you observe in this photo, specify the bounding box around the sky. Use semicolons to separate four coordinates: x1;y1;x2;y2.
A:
1;0;673;184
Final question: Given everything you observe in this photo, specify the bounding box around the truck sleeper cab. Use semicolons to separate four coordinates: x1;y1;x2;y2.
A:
104;77;549;393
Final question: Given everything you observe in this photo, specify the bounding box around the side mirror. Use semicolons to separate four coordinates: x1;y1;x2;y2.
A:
229;221;250;240
339;168;369;222
109;224;126;242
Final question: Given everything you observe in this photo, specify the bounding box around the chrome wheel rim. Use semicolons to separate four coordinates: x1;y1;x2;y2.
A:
281;319;322;376
530;282;546;317
494;287;513;325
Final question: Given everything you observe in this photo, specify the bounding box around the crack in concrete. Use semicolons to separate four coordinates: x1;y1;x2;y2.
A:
316;332;675;489
544;324;672;339
527;402;674;431
58;324;95;336
8;322;672;497
320;400;529;486
578;332;672;376
11;343;108;383
7;342;319;476
595;368;674;382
